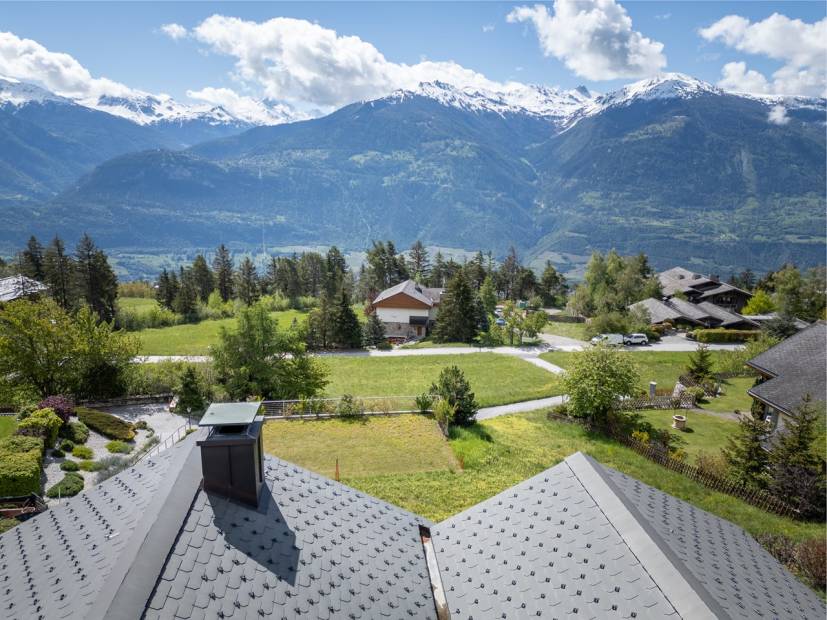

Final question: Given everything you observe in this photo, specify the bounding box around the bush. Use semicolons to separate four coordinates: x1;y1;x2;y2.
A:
415;393;434;414
77;407;135;441
45;472;84;498
376;340;393;351
78;460;103;472
335;394;363;418
694;451;730;479
95;455;132;484
51;448;65;458
547;403;570;418
106;440;132;454
72;445;93;460
37;395;74;423
0;435;43;496
134;420;149;430
796;538;826;591
683;386;706;404
429;366;478;427
60;421;90;445
692;328;761;343
16;407;63;447
60;439;75;452
60;460;79;472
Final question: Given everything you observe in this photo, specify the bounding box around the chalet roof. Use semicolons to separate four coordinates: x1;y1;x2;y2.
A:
2;436;824;619
696;302;758;328
631;297;756;328
630;297;699;325
372;279;442;307
747;321;827;415
696;282;751;300
659;267;713;296
0;274;48;302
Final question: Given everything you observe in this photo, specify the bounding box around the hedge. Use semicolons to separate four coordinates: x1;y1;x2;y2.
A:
692;329;761;343
61;421;90;445
76;407;135;441
0;435;44;497
46;472;84;498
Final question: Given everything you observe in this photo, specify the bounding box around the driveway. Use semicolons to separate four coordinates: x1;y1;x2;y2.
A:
540;332;743;352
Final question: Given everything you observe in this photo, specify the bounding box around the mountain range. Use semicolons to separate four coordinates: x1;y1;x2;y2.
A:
1;73;824;276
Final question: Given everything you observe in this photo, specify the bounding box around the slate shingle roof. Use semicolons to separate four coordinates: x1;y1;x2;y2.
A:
747;321;826;414
372;279;442;307
0;274;48;302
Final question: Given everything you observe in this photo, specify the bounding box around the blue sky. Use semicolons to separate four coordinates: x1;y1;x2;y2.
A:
1;1;824;119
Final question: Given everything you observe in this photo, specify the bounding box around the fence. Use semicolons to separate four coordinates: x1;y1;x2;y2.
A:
78;393;173;409
130;422;191;466
262;396;426;418
678;374;719;397
617;393;696;411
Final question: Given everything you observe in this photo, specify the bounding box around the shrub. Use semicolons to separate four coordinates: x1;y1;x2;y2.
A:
415;393;435;414
631;430;650;444
16;407;63;447
60;421;90;445
693;329;761;343
376;340;393;351
95;455;132;484
694;451;730;479
72;445;93;460
548;403;570;418
134;420;149;430
336;394;363;418
796;538;826;591
51;448;65;458
433;399;456;436
77;407;135;441
683;386;706;404
0;435;43;496
60;460;79;472
106;440;132;454
429;366;479;427
60;439;75;452
37;395;74;423
45;472;84;498
78;460;103;472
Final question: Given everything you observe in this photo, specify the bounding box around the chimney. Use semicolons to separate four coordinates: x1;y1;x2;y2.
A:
197;402;265;507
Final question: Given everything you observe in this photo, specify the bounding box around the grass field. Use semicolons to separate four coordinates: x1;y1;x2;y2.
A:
263;415;458;478
117;297;158;314
542;321;588;341
0;417;16;439
321;353;563;407
263;410;823;543
635;409;738;458
135;309;308;355
539;350;754;413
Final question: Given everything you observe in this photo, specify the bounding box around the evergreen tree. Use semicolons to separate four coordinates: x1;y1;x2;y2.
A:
479;275;497;315
155;268;178;310
722;411;770;488
20;235;45;280
362;312;386;347
432;270;477;343
297;252;325;296
73;234;117;322
174;268;198;317
769;396;826;519
235;257;259;305
174;365;206;415
428;366;478;426
190;254;214;302
329;288;362;348
305;293;333;350
212;244;234;302
463;251;486;290
430;251;447;287
407;240;431;283
324;246;347;296
497;247;521;300
540;261;567;307
686;343;715;382
43;236;73;310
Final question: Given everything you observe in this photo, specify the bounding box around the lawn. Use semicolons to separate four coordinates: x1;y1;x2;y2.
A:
263;410;823;544
542;321;588;341
321;353;563;407
117;297;158;314
135;309;308;355
0;416;16;439
635;409;738;458
263;414;459;479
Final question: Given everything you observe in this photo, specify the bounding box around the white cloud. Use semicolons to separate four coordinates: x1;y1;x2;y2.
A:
767;104;789;125
655;13;672;21
161;23;188;41
482;24;495;33
506;0;666;81
191;15;512;108
0;30;133;99
187;86;305;124
700;13;827;96
718;61;770;94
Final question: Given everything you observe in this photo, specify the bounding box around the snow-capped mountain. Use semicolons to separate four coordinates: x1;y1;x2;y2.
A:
0;75;72;107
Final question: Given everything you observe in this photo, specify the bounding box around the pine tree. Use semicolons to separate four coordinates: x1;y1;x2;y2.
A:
722;411;770;488
306;293;333;349
43;236;73;310
540;261;567;307
174;269;198;317
479;275;497;316
324;246;347;296
191;254;214;302
235;257;259;305
362;312;386;347
329;287;362;348
769;396;826;519
432;270;477;343
212;244;234;302
174;365;206;415
408;240;431;283
686;343;715;382
20;235;45;280
73;234;117;322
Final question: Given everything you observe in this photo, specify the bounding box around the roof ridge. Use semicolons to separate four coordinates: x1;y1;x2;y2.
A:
565;452;725;620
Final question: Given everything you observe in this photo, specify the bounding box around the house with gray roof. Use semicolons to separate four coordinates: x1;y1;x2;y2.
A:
630;297;758;330
747;321;826;436
370;279;443;341
0;274;48;303
658;267;752;313
0;403;823;619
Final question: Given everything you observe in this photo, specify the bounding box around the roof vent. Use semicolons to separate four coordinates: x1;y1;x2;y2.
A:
197;402;264;507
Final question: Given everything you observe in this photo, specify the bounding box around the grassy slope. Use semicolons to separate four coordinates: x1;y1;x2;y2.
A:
263;415;458;479
321;354;563;407
135;309;307;355
264;410;822;542
542;321;588;341
0;417;16;439
636;409;737;458
540;350;754;412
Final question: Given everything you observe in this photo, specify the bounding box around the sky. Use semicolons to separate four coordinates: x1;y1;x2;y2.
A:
1;1;825;120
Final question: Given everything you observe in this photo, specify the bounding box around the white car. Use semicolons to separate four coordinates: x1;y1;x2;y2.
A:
624;333;649;346
590;333;624;346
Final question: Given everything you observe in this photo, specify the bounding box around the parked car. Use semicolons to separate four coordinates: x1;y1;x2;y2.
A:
495;318;506;326
590;333;624;346
624;333;649;346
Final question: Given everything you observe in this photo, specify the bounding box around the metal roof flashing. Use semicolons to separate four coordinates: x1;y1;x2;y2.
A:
198;401;262;427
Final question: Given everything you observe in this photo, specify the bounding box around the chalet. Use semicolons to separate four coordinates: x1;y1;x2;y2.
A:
659;266;752;312
1;402;823;619
630;296;758;329
0;274;47;303
746;321;826;438
370;279;443;340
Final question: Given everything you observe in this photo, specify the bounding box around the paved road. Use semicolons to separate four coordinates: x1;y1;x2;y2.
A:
540;332;743;352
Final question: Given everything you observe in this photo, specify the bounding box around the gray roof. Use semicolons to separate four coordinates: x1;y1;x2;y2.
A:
0;274;48;302
631;297;696;325
659;267;713;296
199;402;262;427
696;282;751;301
372;279;442;307
2;438;825;619
747;321;827;414
695;302;757;328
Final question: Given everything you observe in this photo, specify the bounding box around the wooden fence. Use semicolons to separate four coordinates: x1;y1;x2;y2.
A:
617;393;696;411
678;374;719;397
